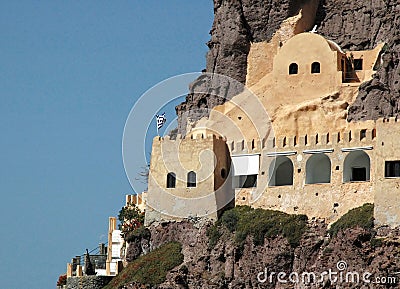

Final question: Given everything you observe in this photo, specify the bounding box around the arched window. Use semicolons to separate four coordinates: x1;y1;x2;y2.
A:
269;156;294;186
306;154;331;184
343;151;370;182
289;63;298;75
187;171;196;187
311;62;320;74
166;172;176;188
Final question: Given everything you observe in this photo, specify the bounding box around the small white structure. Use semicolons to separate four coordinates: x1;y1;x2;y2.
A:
106;217;124;276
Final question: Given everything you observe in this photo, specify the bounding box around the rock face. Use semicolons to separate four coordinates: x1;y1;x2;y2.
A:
176;0;400;134
124;221;400;289
176;0;315;134
315;0;400;121
66;276;112;289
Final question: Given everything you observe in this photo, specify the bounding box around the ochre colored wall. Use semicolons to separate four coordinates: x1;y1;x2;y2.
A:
375;118;400;228
145;134;232;225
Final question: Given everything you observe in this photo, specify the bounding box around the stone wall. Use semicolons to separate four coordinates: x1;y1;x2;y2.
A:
66;276;112;289
145;132;232;226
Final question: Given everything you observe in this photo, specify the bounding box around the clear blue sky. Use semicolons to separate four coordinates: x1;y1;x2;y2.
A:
0;2;213;288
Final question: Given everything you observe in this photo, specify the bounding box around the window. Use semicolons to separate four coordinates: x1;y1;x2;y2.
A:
372;129;376;139
234;175;257;188
311;62;320;74
352;167;366;181
269;156;294;186
360;129;366;140
166;172;176;188
289;63;298;75
354;59;363;70
385;161;400;178
306;154;331;184
343;151;370;182
187;171;196;187
232;154;260;188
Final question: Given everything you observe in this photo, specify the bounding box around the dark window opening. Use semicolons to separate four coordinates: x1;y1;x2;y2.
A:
354;59;363;70
385;161;400;178
289;63;298;75
235;175;257;188
360;129;366;140
187;171;196;187
352;167;367;182
166;172;176;188
311;62;321;74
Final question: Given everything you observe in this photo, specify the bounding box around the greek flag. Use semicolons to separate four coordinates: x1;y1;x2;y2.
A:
156;113;167;130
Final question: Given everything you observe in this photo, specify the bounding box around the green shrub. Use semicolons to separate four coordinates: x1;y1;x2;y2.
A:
328;203;374;237
207;206;308;248
206;225;222;248
220;209;239;232
103;242;184;289
125;226;151;243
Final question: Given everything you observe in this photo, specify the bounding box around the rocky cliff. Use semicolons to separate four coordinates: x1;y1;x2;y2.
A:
122;219;400;289
176;0;400;134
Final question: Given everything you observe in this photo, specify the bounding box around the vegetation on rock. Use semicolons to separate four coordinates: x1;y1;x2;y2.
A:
328;203;374;237
103;242;184;289
124;225;151;243
208;206;308;249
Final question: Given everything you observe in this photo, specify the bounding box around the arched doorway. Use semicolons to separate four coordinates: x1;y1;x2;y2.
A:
343;151;370;182
306;154;331;184
269;156;294;186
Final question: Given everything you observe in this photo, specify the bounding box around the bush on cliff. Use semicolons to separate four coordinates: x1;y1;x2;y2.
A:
328;203;374;237
103;241;184;289
125;226;151;243
208;206;308;248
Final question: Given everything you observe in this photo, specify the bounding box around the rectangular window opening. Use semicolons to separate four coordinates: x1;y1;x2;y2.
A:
354;59;363;70
385;161;400;178
234;175;257;188
351;167;367;182
360;129;366;140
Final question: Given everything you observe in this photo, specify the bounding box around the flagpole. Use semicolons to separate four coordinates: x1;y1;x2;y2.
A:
156;115;159;136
